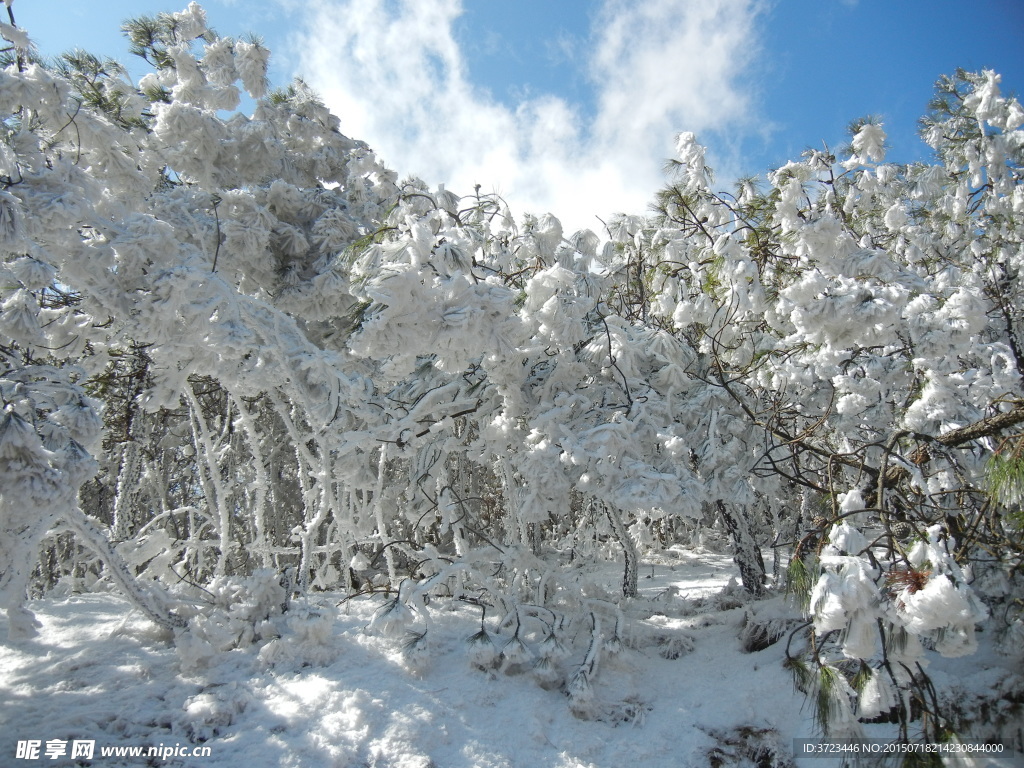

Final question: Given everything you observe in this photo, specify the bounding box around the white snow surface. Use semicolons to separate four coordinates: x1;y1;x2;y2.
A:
0;552;1018;768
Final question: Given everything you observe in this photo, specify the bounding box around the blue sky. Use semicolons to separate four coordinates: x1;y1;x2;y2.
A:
11;0;1024;232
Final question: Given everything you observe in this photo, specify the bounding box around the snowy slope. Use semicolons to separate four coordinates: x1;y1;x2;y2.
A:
0;552;1019;768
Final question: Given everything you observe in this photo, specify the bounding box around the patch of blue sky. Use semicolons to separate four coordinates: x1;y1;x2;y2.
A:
757;0;1024;171
453;1;594;111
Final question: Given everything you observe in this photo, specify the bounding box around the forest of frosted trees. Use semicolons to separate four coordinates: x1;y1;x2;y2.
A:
1;3;1022;754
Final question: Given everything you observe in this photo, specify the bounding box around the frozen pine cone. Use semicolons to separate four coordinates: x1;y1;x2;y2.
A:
890;521;912;540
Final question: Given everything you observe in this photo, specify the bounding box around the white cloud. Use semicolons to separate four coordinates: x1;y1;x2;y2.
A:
288;0;764;234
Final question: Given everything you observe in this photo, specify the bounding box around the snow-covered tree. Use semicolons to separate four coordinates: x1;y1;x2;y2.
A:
638;69;1024;741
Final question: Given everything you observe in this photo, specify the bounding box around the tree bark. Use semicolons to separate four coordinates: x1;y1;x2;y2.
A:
603;500;639;598
878;403;1024;493
717;500;765;597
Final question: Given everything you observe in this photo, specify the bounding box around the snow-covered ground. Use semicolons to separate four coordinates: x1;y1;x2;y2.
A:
1;550;1019;768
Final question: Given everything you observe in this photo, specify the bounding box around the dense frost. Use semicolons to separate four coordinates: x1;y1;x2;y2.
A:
0;5;1022;761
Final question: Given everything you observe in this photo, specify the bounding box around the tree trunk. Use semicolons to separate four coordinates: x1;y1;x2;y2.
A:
717;500;765;597
602;500;638;598
62;505;186;630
